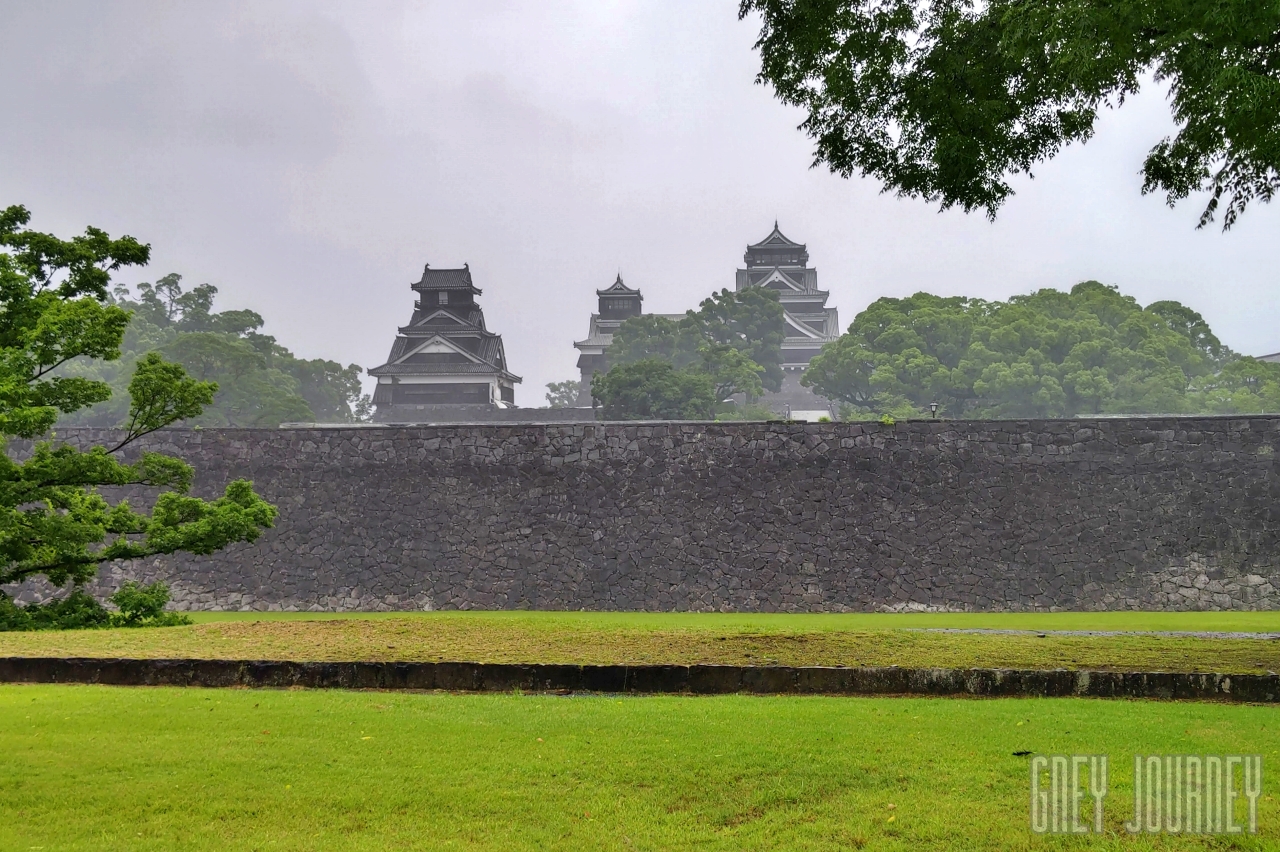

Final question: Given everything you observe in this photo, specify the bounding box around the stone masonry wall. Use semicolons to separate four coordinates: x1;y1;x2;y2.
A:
6;417;1280;612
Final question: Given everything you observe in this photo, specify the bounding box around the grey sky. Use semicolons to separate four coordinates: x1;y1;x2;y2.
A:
3;0;1277;405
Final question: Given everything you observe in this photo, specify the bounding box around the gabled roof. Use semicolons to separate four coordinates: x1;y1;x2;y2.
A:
369;330;520;382
403;307;487;332
783;313;827;339
393;335;485;366
596;273;642;298
410;263;483;293
748;221;805;250
756;269;804;292
414;308;466;325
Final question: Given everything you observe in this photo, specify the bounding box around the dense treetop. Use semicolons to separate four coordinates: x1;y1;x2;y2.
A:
592;359;719;421
591;287;785;419
743;0;1280;228
803;280;1280;418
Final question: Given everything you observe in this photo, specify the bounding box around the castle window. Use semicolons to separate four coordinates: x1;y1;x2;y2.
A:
439;292;448;305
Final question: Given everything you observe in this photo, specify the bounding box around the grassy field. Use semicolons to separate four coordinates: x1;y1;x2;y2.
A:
173;610;1280;632
1;612;1278;673
2;684;1275;851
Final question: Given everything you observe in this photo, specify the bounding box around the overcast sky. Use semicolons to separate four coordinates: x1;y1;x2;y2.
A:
3;1;1277;405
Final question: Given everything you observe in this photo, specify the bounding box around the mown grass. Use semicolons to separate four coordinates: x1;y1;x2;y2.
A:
177;610;1280;633
1;684;1275;851
1;615;1278;672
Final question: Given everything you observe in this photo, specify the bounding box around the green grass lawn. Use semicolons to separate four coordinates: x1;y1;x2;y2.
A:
177;610;1280;633
2;612;1279;673
1;684;1275;851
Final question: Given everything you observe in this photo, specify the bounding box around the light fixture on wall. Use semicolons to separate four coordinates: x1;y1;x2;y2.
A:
929;402;939;419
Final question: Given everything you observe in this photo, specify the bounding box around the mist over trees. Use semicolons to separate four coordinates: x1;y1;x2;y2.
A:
591;287;785;419
544;379;582;408
803;281;1280;419
57;274;369;428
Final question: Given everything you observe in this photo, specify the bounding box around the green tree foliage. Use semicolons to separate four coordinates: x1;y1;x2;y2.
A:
690;287;786;392
1193;356;1280;413
742;0;1280;228
698;343;766;400
105;580;191;627
57;273;367;428
591;359;718;421
803;280;1251;419
608;314;705;369
596;287;784;418
544;379;583;408
610;288;784;391
0;204;277;610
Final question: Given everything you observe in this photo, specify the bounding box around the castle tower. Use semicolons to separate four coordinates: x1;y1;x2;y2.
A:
572;274;644;407
369;263;521;421
735;224;840;417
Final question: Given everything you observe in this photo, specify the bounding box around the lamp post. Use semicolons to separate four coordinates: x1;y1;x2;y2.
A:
929;402;939;419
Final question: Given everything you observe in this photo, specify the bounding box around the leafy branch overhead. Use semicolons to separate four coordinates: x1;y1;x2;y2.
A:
742;0;1280;228
0;204;277;595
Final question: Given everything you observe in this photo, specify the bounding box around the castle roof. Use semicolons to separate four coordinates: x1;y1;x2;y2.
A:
400;307;488;334
747;221;805;250
410;263;483;293
370;263;519;384
596;273;642;299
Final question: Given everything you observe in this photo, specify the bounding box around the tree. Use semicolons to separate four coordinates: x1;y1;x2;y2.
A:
608;314;703;369
0;204;277;599
687;287;786;392
59;274;367;427
803;281;1233;418
544;379;583;408
609;289;785;388
1192;356;1280;413
741;0;1280;229
596;286;785;418
591;359;718;420
1146;300;1224;361
699;343;765;400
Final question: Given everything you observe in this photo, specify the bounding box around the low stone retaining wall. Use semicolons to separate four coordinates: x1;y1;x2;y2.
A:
0;657;1274;701
6;416;1280;612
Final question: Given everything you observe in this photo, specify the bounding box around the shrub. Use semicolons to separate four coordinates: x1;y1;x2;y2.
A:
0;589;111;631
0;581;191;631
109;581;192;627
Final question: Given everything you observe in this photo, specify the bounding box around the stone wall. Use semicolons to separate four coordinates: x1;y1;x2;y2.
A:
7;417;1280;612
363;405;598;425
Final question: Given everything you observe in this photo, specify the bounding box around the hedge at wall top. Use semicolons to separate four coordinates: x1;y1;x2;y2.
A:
0;204;277;601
